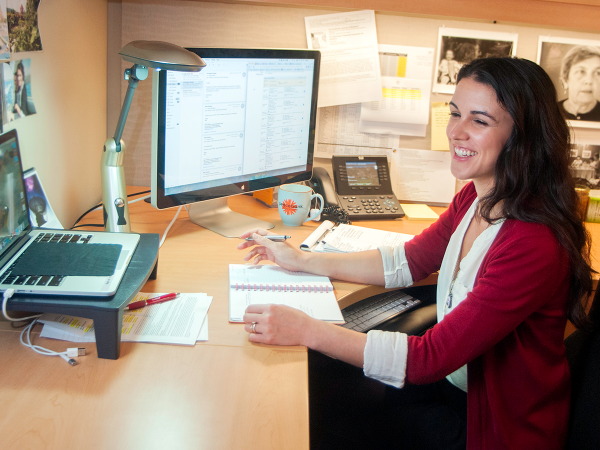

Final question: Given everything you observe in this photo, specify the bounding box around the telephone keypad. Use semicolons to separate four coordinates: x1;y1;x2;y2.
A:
341;195;404;220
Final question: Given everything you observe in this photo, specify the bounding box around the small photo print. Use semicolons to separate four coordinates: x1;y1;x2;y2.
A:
433;28;518;95
3;58;36;122
538;36;600;129
6;0;42;53
0;0;10;61
569;143;600;188
23;168;63;229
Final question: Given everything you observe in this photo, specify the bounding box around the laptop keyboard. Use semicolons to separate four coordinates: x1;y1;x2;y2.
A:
340;289;421;333
0;232;93;287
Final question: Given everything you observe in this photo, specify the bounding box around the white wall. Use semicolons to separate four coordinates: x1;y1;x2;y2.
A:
6;0;107;228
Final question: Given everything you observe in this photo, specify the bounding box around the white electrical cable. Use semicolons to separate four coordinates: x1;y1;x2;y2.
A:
159;205;183;248
2;289;41;322
19;318;84;365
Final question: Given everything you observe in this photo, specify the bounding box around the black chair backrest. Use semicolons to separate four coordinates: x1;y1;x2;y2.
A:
565;288;600;449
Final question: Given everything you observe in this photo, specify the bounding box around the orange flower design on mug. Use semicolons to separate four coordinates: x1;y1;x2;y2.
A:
281;199;298;215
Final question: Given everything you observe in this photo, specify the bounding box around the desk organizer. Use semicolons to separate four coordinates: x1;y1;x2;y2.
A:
6;233;159;359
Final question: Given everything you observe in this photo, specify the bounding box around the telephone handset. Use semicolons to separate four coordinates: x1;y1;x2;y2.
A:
308;167;349;222
309;156;404;220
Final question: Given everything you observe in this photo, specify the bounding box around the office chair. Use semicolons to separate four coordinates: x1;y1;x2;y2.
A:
565;288;600;449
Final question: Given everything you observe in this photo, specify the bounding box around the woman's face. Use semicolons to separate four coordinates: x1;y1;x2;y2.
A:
14;68;23;89
447;77;514;194
566;56;600;107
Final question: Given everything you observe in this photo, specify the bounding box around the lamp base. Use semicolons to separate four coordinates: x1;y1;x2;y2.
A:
101;137;131;233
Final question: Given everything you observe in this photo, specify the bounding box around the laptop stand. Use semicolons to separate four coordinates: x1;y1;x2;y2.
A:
5;233;159;360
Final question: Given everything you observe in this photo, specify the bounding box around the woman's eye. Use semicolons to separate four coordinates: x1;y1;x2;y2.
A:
450;111;460;118
474;119;488;126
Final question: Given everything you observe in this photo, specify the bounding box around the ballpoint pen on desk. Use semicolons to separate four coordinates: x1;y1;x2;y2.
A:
244;235;291;242
125;293;180;311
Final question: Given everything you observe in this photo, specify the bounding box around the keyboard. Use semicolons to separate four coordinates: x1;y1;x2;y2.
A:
340;290;421;333
0;232;93;287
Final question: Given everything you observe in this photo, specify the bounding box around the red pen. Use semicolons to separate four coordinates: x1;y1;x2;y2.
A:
125;293;180;311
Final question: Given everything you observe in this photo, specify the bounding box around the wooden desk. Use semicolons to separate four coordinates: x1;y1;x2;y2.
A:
1;191;598;449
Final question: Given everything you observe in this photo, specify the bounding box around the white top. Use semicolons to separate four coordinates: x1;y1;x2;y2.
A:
365;198;503;391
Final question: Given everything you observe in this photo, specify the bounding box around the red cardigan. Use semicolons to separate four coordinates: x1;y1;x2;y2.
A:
404;183;571;450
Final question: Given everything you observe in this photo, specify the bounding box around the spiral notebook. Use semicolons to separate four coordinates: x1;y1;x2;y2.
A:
228;264;344;323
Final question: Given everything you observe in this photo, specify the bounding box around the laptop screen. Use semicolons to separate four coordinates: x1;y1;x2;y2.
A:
0;129;30;254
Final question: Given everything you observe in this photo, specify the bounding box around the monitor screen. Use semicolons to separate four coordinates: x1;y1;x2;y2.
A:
151;48;320;235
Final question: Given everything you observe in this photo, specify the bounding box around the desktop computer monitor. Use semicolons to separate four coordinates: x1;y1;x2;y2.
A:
151;48;320;237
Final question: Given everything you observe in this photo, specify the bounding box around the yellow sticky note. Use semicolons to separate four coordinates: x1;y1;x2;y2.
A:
400;204;439;221
431;102;450;151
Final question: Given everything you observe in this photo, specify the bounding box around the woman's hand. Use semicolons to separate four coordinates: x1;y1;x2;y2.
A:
243;303;368;368
243;304;316;346
237;228;308;272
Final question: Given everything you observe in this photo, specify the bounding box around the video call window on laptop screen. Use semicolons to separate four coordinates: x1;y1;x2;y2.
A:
0;132;29;254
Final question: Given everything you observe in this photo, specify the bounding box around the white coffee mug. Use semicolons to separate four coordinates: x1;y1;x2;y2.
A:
278;184;324;226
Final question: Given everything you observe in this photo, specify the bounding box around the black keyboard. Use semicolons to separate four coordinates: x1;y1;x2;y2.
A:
340;290;421;333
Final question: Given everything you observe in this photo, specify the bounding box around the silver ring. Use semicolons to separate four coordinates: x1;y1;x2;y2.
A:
251;322;257;333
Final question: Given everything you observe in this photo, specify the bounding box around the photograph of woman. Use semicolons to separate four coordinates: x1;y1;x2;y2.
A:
539;37;600;128
237;57;593;449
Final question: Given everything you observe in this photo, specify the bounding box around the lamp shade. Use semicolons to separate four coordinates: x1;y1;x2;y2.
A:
119;41;206;72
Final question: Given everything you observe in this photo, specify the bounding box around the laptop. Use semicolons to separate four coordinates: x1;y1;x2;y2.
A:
0;129;140;297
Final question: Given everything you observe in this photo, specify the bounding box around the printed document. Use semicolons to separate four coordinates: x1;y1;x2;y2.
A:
305;10;382;107
315;103;396;158
312;224;414;253
39;293;213;345
360;45;435;137
390;148;456;205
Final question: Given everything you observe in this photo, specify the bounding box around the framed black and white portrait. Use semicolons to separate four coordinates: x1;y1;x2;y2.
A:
433;28;518;95
538;36;600;129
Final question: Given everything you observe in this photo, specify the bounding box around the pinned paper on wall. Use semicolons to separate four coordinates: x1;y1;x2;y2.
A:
359;44;434;137
315;103;396;158
390;148;456;206
305;10;382;107
431;102;450;151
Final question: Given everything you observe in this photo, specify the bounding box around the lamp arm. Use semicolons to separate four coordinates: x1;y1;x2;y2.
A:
113;64;148;152
102;64;147;232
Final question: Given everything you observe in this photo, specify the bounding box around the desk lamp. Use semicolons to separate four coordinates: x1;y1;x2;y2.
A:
102;41;206;232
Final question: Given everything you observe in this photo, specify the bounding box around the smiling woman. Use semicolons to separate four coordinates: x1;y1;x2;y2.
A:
447;78;514;192
236;57;594;449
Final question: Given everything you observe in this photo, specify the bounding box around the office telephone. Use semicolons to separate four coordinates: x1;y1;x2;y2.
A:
309;156;404;220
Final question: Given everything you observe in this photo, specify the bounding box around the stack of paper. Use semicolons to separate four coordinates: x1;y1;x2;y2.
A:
39;292;213;345
305;223;414;253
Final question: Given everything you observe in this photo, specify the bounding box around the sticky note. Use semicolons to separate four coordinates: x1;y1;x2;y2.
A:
400;203;439;221
431;102;450;151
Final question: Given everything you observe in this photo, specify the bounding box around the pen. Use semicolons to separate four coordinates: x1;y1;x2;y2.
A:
126;293;180;311
244;235;291;242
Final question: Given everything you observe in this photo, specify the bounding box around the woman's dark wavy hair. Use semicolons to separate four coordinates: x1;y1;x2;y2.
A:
456;57;593;329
